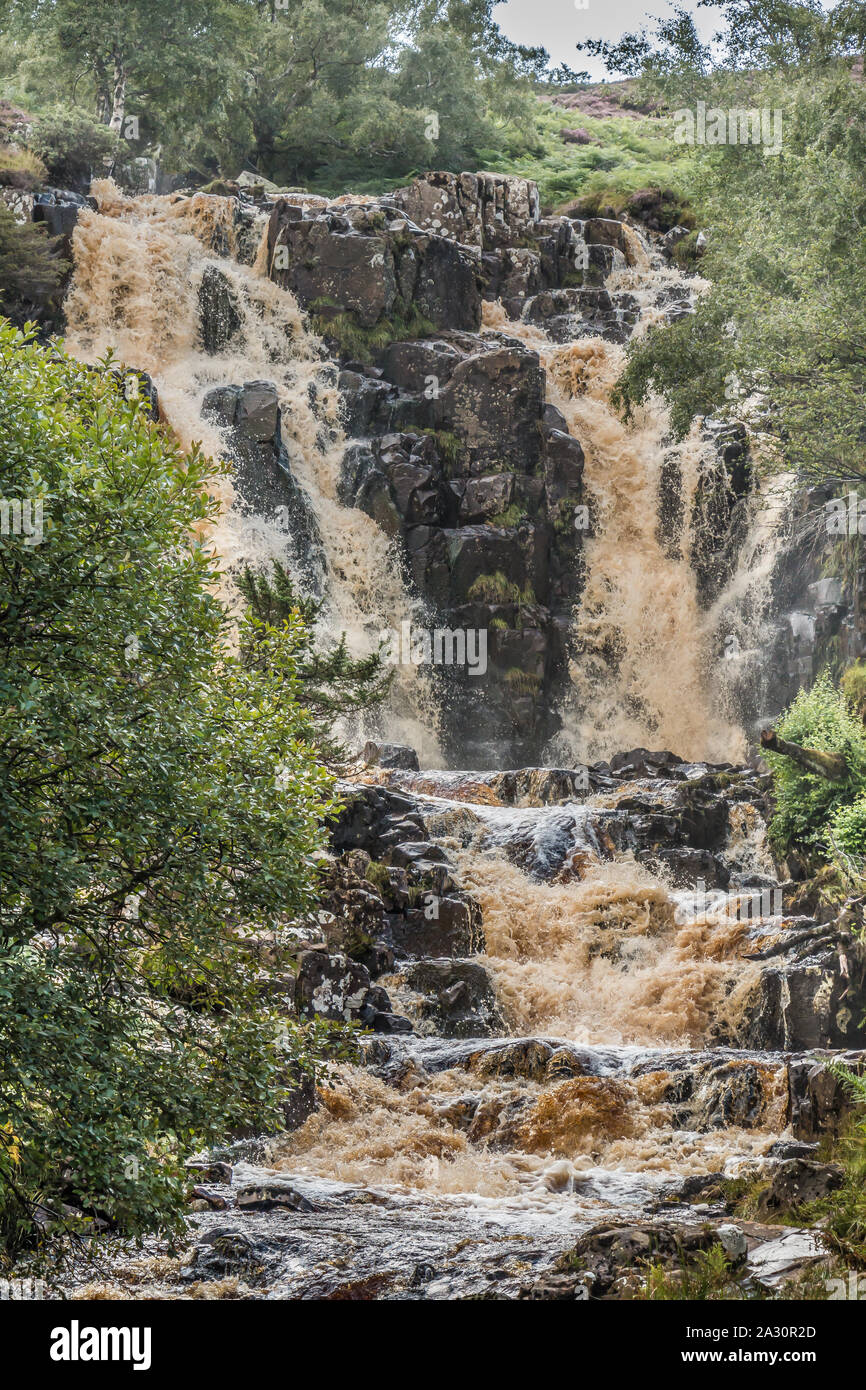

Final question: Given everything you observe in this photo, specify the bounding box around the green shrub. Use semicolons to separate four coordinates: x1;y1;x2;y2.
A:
0;323;346;1253
467;571;535;606
0;144;46;191
764;671;866;854
830;795;866;859
310;302;435;363
842;660;866;722
29;108;119;188
365;860;391;893
818;1065;866;1264
642;1244;752;1300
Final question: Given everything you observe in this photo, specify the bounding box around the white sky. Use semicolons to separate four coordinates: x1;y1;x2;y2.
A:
496;0;840;80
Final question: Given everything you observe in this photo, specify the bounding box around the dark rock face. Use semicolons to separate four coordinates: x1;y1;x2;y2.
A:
32;187;93;246
198;264;243;353
255;169;714;766
524;286;640;345
724;475;866;738
14;187;93;329
201;378;323;585
281;1070;318;1132
789;1051;866;1139
315;858;387;959
401;959;504;1037
724;922;866;1051
378;893;482;960
258;173;659;765
266;199;481;334
337;351;581;765
689;420;752;605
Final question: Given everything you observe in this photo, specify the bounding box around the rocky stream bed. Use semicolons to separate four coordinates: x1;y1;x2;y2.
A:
53;751;865;1301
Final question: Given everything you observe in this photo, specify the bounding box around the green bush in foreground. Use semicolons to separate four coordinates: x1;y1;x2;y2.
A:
0;322;344;1253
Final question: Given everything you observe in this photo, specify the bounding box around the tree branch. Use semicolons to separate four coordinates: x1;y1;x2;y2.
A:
760;728;849;780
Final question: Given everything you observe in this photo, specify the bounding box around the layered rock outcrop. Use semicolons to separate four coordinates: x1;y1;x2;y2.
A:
258;173;620;765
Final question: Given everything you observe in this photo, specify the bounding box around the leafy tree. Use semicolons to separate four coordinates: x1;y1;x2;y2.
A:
0;322;348;1252
0;0;553;190
239;561;393;761
5;0;232;135
590;5;866;485
29;106;119;187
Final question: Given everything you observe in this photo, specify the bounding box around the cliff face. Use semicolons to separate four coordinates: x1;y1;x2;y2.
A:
30;167;850;763
261;172;695;766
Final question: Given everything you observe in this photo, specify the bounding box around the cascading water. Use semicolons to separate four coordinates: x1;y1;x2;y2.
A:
480;286;776;766
63;180;440;755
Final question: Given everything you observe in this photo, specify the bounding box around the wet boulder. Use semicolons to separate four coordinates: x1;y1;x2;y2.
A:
580;217;632;257
294;946;411;1033
757;1159;844;1213
294;950;372;1022
198;264;243;353
788;1051;866;1139
187;1230;258;1276
727;925;866;1051
465;1039;554;1081
686;1060;770;1130
542;429;585;514
235;1181;317;1213
282;1070;318;1131
201;380;323;583
32;186;91;243
338;371;398;437
329;783;432;857
402;959;504;1037
363;741;421;771
379;892;483;959
638;845;730;889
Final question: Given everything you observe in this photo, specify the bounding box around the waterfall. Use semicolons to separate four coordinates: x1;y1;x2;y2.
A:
63;180;792;772
63;179;441;757
56;176;861;1301
481;287;774;767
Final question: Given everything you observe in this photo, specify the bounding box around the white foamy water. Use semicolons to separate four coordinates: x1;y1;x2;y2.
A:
64;179;441;755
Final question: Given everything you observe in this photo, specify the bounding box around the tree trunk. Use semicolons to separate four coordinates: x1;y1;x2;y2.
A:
760;728;849;780
108;48;127;135
94;57;111;124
